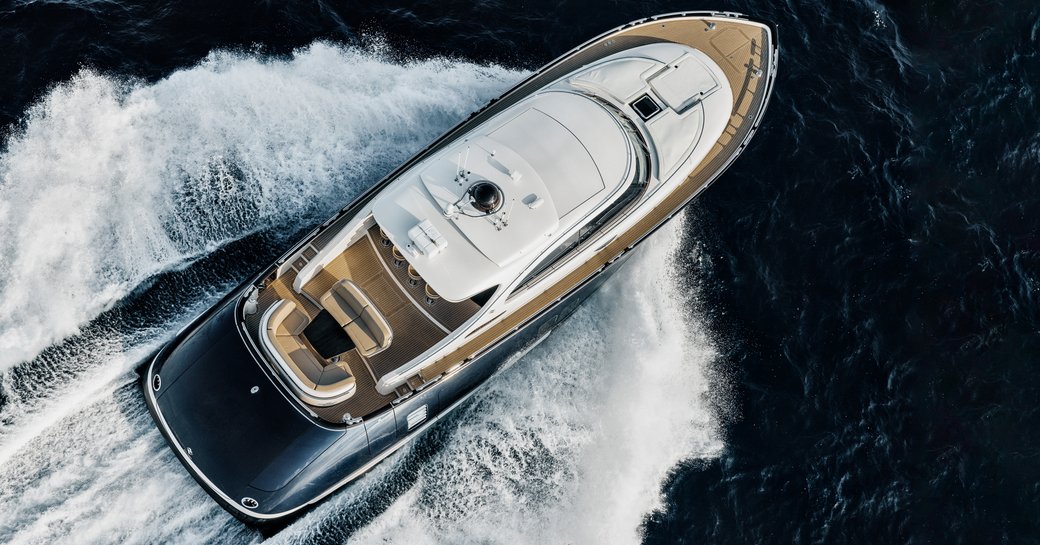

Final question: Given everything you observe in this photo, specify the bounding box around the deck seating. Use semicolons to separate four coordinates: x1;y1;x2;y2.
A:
263;300;356;406
319;279;393;357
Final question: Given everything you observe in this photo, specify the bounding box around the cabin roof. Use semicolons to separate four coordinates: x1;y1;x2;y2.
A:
372;91;633;302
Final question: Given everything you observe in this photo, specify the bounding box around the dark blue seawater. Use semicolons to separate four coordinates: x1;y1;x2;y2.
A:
0;1;1038;544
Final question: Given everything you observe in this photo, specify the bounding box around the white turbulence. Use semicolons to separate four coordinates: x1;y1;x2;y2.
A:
0;40;726;545
0;385;246;545
0;42;521;371
272;213;725;545
0;43;523;545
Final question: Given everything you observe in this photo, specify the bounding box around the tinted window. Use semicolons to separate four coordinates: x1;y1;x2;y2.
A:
513;178;645;292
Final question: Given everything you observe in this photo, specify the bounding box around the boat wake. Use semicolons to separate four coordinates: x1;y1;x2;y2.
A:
0;43;725;545
0;41;517;371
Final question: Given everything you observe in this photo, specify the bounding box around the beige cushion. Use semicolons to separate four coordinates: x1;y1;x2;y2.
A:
281;309;309;337
267;300;309;337
320;282;362;327
340;280;370;315
265;302;315;386
288;349;323;388
320;280;392;357
263;300;357;402
314;362;355;394
345;321;379;355
359;308;390;347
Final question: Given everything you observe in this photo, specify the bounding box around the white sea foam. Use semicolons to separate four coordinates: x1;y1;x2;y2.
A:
0;216;723;544
0;43;725;545
0;385;252;545
272;214;724;545
0;42;520;370
0;43;520;543
0;338;151;467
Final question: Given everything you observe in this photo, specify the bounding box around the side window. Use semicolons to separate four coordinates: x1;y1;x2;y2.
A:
512;179;645;294
518;232;579;287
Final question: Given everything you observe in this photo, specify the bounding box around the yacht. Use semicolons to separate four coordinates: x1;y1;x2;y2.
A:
143;11;777;525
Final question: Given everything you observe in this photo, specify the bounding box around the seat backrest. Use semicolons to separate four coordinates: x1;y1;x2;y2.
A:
339;280;371;315
267;300;309;338
280;307;310;337
321;286;359;327
315;362;354;390
288;349;324;387
359;307;391;348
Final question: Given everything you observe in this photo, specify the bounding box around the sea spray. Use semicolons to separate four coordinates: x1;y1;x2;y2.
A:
0;42;520;371
0;44;522;544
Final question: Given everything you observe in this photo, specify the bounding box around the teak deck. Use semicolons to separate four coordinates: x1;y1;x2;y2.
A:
243;226;484;422
242;14;775;424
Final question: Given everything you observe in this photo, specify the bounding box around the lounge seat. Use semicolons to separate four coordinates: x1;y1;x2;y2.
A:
263;300;356;406
319;279;393;357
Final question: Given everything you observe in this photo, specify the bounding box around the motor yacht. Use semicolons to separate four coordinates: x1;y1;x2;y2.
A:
143;11;777;525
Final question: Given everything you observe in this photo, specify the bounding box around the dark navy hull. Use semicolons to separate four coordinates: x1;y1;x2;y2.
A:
143;248;632;526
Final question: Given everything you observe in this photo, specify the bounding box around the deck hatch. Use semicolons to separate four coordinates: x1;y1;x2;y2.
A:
648;54;720;112
631;94;662;120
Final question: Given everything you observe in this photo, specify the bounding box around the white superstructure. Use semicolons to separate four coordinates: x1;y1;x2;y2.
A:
284;41;734;396
372;90;636;302
363;43;731;305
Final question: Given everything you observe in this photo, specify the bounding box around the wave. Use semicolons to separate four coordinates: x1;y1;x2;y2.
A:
0;380;251;545
0;42;520;371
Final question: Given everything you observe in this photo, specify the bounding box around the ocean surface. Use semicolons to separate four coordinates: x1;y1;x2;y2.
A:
0;1;1038;543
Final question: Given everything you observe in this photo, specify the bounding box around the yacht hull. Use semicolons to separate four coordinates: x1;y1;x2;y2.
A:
144;250;631;526
142;11;777;526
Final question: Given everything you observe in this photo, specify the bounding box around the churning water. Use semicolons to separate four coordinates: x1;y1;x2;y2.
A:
4;1;1039;543
0;40;722;544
